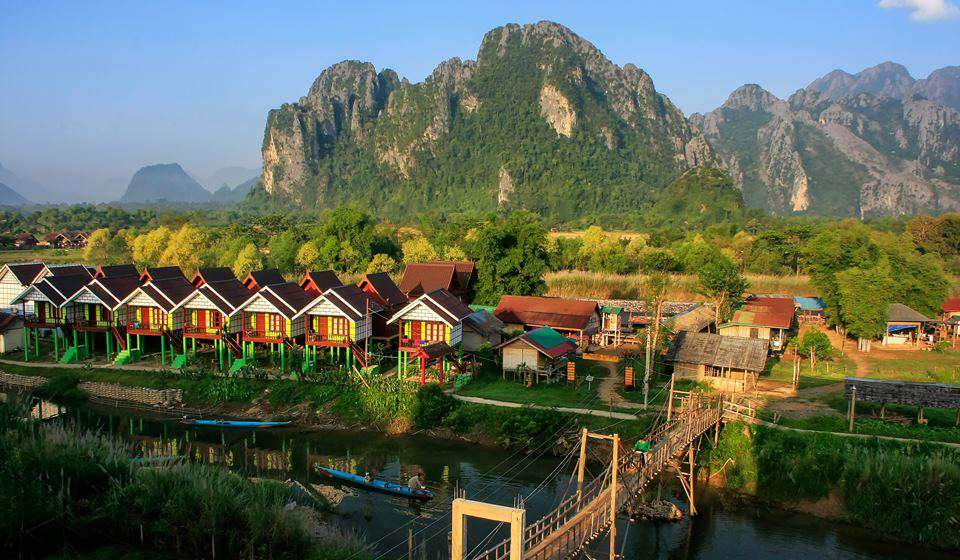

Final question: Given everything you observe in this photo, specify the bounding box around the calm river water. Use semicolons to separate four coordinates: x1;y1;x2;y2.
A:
18;396;956;560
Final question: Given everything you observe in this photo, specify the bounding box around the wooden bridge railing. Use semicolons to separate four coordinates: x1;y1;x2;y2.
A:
471;394;726;560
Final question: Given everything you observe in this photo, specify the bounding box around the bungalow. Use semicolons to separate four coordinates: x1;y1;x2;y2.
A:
190;267;236;288
42;232;71;248
140;266;185;284
70;231;90;247
356;272;407;341
461;309;504;352
13;273;92;362
94;264;140;279
293;284;383;370
299;270;342;298
169;278;250;371
242;269;285;291
13;233;38;249
598;305;631;347
0;262;46;312
667;331;769;393
942;297;960;338
398;261;476;302
883;303;932;347
493;295;600;348
61;275;140;362
233;282;313;372
118;275;196;365
496;326;577;383
718;296;795;352
388;288;473;385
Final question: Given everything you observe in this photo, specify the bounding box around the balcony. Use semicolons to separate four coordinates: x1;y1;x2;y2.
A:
24;317;61;329
184;324;222;338
73;319;112;331
127;322;164;336
306;332;350;346
242;328;286;342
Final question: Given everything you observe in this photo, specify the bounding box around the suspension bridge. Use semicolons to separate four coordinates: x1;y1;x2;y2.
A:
452;387;751;560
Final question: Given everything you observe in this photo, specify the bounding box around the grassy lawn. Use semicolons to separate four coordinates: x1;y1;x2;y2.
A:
457;361;614;410
616;376;704;406
863;350;960;384
0;248;84;265
764;356;856;389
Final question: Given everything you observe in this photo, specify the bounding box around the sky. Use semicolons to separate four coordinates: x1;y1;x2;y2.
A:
1;0;957;200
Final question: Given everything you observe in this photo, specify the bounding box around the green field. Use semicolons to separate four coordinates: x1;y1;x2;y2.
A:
0;248;85;265
864;350;960;384
764;356;856;389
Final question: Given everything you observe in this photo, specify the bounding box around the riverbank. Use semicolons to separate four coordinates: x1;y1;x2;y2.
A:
702;420;960;550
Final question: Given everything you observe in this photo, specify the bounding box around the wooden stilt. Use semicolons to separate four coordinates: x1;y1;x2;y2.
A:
576;427;588;502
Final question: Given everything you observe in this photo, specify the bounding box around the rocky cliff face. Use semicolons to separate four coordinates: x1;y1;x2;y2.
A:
696;73;960;216
260;21;715;220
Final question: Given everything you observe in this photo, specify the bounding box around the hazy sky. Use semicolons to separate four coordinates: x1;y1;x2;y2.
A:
1;0;957;199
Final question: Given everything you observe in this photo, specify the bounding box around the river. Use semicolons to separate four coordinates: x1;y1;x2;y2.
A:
15;395;955;560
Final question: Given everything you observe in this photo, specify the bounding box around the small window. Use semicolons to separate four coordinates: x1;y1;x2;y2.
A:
749;328;759;338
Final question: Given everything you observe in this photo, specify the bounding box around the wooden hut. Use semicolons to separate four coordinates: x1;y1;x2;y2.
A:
496;327;577;382
61;275;140;362
293;284;382;370
461;309;504;352
117;275;195;365
493;295;600;348
12;273;92;362
233;282;312;372
299;270;342;298
42;232;71;248
71;231;90;247
242;269;285;292
190;267;236;288
388;288;473;385
356;272;407;341
170;278;250;371
667;331;768;392
718;296;795;352
794;297;826;323
599;305;630;346
883;303;932;347
13;233;38;249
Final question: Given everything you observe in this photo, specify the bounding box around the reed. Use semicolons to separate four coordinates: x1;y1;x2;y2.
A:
545;270;814;300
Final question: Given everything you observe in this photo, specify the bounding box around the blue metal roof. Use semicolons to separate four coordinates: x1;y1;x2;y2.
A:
794;296;825;311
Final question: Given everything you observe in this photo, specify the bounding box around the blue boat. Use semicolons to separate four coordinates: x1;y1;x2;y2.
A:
181;418;291;428
317;466;434;501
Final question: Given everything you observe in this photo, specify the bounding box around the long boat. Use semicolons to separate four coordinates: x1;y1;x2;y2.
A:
181;418;291;428
317;466;434;501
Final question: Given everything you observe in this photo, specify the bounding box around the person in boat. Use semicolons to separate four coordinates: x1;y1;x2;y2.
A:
407;470;425;491
364;472;373;484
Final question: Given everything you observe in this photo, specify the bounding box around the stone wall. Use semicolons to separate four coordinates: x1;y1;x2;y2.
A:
845;377;960;409
0;371;183;408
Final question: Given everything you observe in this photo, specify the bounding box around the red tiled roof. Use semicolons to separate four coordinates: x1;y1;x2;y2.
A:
300;270;342;296
494;295;599;331
399;263;461;297
243;269;285;291
943;297;960;314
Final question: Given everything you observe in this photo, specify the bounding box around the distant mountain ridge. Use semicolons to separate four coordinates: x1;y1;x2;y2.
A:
0;182;30;206
693;62;960;217
120;163;212;203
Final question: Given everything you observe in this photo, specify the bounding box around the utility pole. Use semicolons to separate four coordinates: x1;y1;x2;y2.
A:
609;433;619;560
644;326;652;407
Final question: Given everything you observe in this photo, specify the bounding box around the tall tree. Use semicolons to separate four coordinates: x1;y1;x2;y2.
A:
472;212;549;305
232;243;263;278
697;256;748;328
642;271;668;407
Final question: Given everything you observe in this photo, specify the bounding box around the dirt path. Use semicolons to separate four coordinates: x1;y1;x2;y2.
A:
820;326;870;376
595;362;644;410
450;394;638;420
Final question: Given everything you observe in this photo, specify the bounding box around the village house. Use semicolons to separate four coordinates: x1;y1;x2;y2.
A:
70;231;90;247
598;304;631;346
399;261;476;302
0;263;47;312
242;269;286;291
13;273;93;362
388;288;473;385
13;233;38;249
233;282;313;372
293;284;382;371
941;297;960;339
0;311;24;353
117;274;196;365
356;272;407;342
493;295;600;348
61;275;140;362
42;232;72;248
667;331;769;392
718;296;795;352
496;326;578;383
883;303;932;347
170;277;250;371
461;308;504;352
299;270;342;298
190;267;236;287
794;296;826;323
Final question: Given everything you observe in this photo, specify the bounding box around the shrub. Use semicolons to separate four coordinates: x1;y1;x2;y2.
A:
34;373;88;402
415;383;458;428
796;330;834;360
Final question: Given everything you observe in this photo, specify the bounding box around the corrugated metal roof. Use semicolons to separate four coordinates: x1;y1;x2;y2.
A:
494;295;598;331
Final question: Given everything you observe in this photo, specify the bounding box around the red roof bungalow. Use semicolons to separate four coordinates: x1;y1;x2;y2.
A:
13;233;38;249
493;295;600;347
242;269;286;291
299;270;342;297
190;267;236;287
388;288;473;385
117;276;196;364
42;231;71;248
59;275;141;361
170;278;251;369
293;284;383;369
496;327;578;380
718;296;795;352
233;282;313;372
356;272;407;341
71;231;90;247
399;261;476;302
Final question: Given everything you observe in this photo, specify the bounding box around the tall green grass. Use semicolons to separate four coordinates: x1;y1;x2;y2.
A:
546;270;814;300
706;421;960;548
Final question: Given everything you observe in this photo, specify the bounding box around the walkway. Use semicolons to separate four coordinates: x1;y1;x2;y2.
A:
0;357;166;372
450;394;638;420
595;362;644;410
